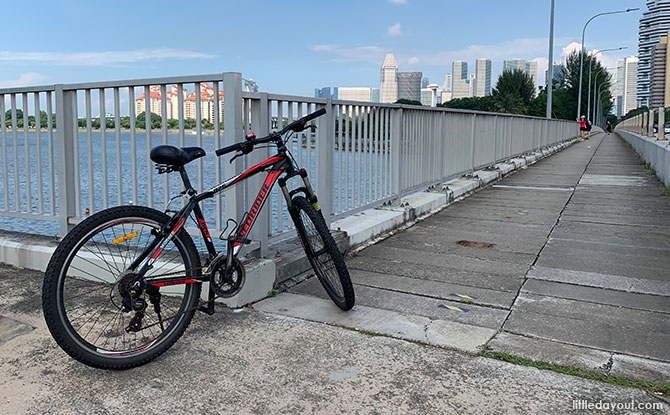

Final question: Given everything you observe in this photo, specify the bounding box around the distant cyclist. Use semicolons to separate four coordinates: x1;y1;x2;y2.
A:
606;120;612;134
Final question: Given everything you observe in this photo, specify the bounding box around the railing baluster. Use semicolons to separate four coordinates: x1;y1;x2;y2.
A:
0;95;7;211
85;89;94;214
195;82;203;193
276;100;284;233
161;84;169;208
144;85;153;208
213;82;222;232
22;93;31;213
11;94;19;212
129;87;138;205
34;93;43;214
100;88;108;209
114;87;122;205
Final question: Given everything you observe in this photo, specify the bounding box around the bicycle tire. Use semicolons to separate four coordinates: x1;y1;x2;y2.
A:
291;196;355;310
42;205;202;370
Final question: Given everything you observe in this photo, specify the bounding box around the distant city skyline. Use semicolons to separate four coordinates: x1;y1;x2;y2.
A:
0;0;639;101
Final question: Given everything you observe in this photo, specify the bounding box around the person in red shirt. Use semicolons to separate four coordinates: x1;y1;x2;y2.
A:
579;115;587;140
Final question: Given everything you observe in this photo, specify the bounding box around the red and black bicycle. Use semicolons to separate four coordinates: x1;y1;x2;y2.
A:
42;108;355;369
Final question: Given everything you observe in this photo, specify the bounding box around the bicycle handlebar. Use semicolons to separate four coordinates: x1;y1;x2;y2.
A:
215;108;326;157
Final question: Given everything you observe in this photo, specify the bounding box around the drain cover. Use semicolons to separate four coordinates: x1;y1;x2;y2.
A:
456;240;496;249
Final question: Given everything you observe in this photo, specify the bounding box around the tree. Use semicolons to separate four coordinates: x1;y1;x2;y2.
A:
136;111;162;129
492;69;536;114
395;99;422;106
439;96;497;112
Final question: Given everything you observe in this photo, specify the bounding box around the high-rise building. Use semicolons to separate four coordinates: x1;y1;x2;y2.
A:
421;77;429;88
338;87;377;102
452;61;469;99
468;74;476;97
650;29;670;109
615;56;639;117
440;91;452;104
545;63;565;87
443;74;452;92
380;54;398;103
420;89;433;106
526;61;538;90
475;58;491;97
398;72;423;102
314;87;331;99
638;0;670;107
503;59;526;72
503;58;538;89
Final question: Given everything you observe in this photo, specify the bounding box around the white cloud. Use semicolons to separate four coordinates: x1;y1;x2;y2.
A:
0;72;47;88
388;0;407;4
310;45;387;63
561;42;582;60
388;23;403;37
416;37;571;66
407;56;420;65
0;48;216;66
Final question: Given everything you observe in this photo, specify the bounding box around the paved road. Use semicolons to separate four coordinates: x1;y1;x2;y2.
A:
261;131;670;384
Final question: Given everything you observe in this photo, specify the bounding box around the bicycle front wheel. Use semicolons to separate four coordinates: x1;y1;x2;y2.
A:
42;205;202;369
291;196;355;310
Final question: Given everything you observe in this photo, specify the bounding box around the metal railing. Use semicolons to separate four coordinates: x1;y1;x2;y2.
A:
617;107;670;142
0;72;578;255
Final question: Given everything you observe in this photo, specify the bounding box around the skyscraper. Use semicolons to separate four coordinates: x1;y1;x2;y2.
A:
475;58;491;97
503;59;526;72
616;56;639;117
650;29;670;109
525;61;538;90
503;59;538;90
380;54;399;103
398;72;423;102
452;61;469;99
638;0;670;107
443;74;452;92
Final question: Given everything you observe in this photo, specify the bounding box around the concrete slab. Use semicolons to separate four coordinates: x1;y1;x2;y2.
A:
486;332;612;372
348;269;518;309
291;279;509;330
255;292;497;353
611;353;670;384
0;316;33;345
578;174;657;187
528;265;670;296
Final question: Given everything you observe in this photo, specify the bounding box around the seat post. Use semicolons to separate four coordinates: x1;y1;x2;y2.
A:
178;167;195;194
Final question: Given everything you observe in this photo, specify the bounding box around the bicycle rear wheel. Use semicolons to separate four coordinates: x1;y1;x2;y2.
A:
42;205;202;369
291;196;355;310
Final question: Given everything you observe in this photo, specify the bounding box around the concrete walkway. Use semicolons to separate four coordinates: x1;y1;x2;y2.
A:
259;131;670;384
2;132;670;413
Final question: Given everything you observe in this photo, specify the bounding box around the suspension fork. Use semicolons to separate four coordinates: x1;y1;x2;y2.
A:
279;168;322;215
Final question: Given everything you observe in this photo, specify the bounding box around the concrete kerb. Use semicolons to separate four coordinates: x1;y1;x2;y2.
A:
0;137;579;308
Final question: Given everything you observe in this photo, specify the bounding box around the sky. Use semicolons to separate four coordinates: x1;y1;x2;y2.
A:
0;0;644;98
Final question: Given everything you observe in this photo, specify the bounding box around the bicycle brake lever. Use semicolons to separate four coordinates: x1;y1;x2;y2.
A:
229;153;241;164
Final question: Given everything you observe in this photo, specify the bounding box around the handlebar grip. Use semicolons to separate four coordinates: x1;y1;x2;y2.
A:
215;142;244;156
301;108;326;123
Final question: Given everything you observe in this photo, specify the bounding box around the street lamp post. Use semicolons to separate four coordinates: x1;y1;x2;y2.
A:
586;47;626;121
576;8;639;120
546;0;555;118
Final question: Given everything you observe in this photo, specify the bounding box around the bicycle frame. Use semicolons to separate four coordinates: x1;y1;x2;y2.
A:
126;149;319;290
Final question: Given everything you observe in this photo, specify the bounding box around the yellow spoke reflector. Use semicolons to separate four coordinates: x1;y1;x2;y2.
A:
312;202;321;211
112;232;138;245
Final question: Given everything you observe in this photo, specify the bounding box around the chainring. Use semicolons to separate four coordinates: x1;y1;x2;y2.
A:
210;257;245;298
